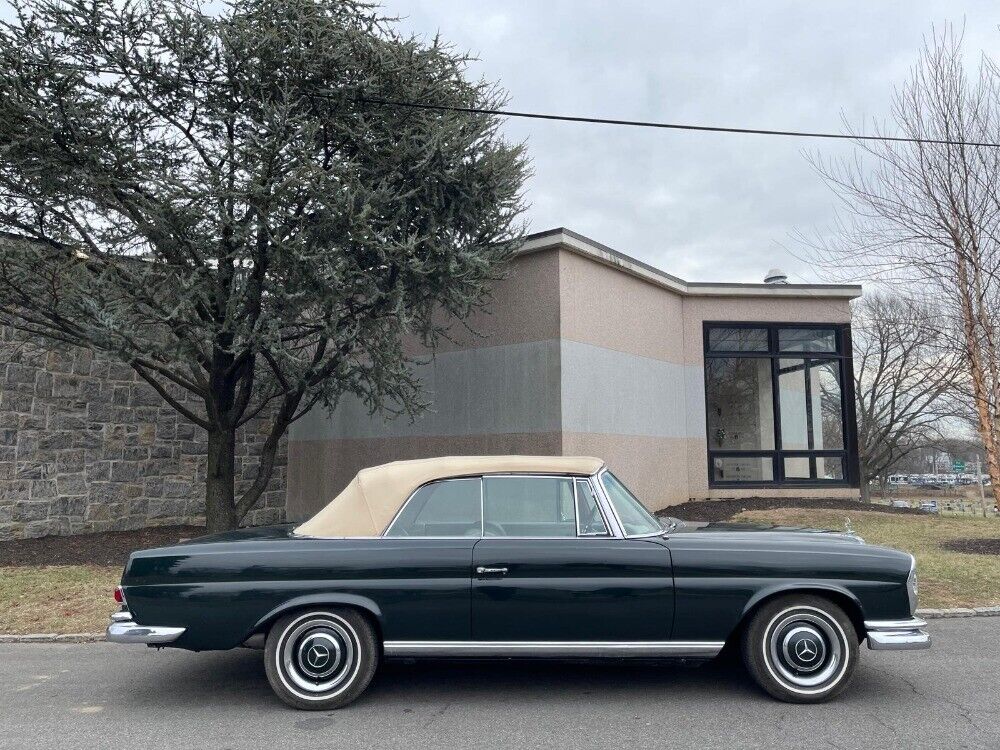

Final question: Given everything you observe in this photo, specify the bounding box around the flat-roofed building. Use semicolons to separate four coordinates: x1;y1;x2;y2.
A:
287;228;862;518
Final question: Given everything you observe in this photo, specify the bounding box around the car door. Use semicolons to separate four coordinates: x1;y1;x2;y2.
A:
471;475;674;643
378;477;482;641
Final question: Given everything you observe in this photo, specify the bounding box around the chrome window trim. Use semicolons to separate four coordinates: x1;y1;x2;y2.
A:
593;469;626;538
574;476;612;537
595;468;664;539
382;640;724;658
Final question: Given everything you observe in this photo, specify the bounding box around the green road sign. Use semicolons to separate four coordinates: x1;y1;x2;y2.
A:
952;460;966;473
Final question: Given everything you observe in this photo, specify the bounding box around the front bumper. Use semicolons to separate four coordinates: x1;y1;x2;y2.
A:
106;611;185;645
864;618;931;650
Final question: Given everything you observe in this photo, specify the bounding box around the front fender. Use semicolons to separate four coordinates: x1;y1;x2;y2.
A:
248;593;384;641
739;582;866;631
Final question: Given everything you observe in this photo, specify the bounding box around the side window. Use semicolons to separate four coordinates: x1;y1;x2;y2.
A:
384;479;482;537
575;479;609;536
483;476;576;537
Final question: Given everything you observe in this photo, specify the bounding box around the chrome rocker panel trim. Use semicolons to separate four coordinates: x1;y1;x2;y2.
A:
864;618;931;651
106;612;186;645
383;641;725;658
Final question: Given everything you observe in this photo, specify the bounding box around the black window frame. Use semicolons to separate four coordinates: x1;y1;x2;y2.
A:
703;322;860;489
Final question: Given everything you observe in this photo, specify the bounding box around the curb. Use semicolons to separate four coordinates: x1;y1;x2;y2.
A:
0;633;104;643
1;608;999;643
917;606;1000;619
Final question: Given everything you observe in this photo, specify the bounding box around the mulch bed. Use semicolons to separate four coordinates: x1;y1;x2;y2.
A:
0;497;927;567
658;496;928;523
0;525;206;567
939;538;1000;556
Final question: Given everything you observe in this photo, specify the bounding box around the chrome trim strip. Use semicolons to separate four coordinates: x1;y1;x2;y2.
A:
864;618;931;651
865;618;928;630
106;618;186;645
382;640;724;658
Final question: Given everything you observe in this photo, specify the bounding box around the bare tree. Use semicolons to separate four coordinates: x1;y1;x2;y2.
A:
852;294;962;499
804;25;1000;504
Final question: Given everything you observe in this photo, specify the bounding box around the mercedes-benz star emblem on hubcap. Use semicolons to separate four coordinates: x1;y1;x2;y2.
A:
794;638;819;661
306;644;330;669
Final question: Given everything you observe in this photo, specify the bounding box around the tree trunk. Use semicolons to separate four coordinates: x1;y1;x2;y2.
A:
956;257;1000;506
205;427;238;532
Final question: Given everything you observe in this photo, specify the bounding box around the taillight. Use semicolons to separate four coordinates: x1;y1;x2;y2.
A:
114;586;125;605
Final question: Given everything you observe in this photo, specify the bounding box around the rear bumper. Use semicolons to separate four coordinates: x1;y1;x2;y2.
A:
864;618;931;650
106;611;185;645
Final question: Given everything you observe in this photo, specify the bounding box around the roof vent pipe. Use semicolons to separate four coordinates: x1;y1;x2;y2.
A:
763;268;788;285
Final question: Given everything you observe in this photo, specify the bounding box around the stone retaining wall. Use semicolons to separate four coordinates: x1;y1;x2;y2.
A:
0;326;286;540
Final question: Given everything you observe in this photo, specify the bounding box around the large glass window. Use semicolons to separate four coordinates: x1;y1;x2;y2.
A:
704;323;853;486
385;479;482;537
706;358;775;450
483;476;576;537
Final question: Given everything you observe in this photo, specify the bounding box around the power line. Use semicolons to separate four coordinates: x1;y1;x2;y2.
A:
9;59;1000;148
358;97;1000;148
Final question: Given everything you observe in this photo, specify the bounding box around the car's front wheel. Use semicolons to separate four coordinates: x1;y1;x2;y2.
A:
264;608;379;710
741;594;858;703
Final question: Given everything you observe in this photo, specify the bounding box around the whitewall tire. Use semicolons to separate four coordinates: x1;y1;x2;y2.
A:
741;594;858;703
264;608;379;710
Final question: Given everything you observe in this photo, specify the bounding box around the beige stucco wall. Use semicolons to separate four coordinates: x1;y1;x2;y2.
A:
286;239;860;521
415;247;562;354
558;250;685;363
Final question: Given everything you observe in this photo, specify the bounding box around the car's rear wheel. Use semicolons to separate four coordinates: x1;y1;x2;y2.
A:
741;594;858;703
264;608;378;710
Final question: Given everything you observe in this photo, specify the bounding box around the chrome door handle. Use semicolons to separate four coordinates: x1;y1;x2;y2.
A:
475;566;508;575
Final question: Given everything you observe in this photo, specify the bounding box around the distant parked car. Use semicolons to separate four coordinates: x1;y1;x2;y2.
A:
890;500;910;509
919;501;939;514
106;456;929;708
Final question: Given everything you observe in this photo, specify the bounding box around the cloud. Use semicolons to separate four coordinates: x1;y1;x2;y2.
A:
390;0;1000;282
3;0;997;284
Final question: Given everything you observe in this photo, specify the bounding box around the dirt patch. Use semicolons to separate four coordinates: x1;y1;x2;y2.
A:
658;496;928;523
0;525;206;567
940;538;1000;556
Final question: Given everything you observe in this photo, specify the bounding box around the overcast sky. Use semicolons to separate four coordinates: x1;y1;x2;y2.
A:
4;1;999;282
388;1;1000;283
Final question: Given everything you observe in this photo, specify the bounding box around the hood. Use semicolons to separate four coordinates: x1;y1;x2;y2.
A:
665;519;866;545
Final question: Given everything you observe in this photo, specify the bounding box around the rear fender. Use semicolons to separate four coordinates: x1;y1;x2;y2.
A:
248;593;384;641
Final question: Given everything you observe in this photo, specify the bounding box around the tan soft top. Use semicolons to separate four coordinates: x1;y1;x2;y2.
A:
293;455;605;538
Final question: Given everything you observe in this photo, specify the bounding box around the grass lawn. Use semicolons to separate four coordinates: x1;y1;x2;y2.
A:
0;566;120;635
734;508;1000;610
1;513;998;634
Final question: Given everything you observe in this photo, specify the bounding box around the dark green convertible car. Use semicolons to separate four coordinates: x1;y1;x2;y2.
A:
107;455;929;709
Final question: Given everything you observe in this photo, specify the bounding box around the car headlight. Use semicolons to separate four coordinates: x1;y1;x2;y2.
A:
907;555;918;615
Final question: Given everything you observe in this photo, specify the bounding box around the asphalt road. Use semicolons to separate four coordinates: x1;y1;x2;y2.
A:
0;617;996;750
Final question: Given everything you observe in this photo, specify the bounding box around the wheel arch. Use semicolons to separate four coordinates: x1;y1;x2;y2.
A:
247;594;384;645
734;584;866;642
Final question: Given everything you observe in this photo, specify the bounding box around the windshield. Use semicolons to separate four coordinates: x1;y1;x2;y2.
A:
600;472;663;536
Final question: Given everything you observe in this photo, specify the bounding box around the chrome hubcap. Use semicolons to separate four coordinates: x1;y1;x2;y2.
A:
279;616;357;695
782;625;826;672
766;610;844;689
